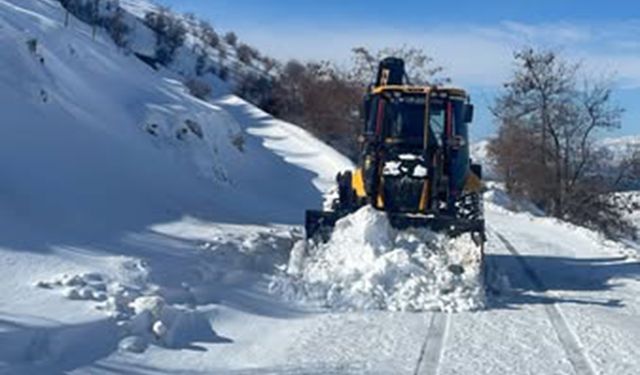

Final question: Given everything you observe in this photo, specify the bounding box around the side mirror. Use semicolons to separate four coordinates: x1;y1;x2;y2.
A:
464;104;474;123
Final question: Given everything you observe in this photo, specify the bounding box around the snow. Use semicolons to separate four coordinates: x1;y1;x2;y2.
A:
470;139;499;180
1;0;640;374
272;206;485;312
0;0;350;371
610;191;640;256
483;182;545;216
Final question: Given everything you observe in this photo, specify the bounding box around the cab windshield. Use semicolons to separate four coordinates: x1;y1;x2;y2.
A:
385;95;427;140
366;94;465;147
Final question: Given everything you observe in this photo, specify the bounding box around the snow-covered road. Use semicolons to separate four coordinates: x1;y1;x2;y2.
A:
12;201;628;375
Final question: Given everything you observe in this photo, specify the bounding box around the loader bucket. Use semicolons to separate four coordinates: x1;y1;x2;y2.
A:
305;210;345;242
305;209;485;245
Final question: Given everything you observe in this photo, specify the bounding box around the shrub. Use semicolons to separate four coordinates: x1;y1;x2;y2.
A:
103;6;130;48
59;0;97;24
144;8;187;65
195;52;208;76
185;78;212;100
236;73;275;110
218;65;229;81
224;31;237;47
200;20;219;48
236;43;253;65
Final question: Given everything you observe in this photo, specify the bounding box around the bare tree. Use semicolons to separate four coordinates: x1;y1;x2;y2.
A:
490;48;631;237
185;78;212;100
266;60;362;158
351;45;449;86
262;57;278;74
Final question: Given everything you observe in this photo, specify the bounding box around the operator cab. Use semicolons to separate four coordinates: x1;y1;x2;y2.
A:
361;87;474;213
363;88;473;152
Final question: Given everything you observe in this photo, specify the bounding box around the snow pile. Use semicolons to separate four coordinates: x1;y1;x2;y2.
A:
486;184;639;259
119;295;223;353
37;272;111;302
37;267;222;354
272;206;485;312
484;182;544;216
36;258;151;314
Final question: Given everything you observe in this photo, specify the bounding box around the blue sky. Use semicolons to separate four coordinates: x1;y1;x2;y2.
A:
157;0;640;141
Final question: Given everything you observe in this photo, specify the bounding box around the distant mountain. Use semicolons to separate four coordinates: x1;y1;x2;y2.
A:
598;135;640;163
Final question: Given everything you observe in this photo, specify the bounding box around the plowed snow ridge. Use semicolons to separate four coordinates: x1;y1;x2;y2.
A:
271;206;485;312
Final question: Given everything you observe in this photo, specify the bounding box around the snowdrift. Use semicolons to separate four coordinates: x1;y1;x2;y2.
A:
272;206;485;312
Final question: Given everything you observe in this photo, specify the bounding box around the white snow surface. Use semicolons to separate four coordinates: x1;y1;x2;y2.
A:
2;1;640;374
272;206;485;312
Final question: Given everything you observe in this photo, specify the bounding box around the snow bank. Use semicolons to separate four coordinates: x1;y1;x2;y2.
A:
485;184;639;259
484;182;544;216
271;206;485;312
37;267;222;354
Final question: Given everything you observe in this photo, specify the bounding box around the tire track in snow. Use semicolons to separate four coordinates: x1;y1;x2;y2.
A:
492;230;596;375
414;312;449;375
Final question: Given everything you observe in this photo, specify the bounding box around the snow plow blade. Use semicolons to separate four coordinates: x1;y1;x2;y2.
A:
305;209;485;244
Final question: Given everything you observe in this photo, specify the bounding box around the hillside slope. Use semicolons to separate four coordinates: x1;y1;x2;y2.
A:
0;1;351;372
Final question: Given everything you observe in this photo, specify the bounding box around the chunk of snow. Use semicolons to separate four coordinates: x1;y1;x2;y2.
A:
152;320;168;338
413;165;428;178
130;296;166;317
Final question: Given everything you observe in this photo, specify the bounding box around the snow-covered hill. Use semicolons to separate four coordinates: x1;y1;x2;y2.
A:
0;1;351;372
116;0;272;92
